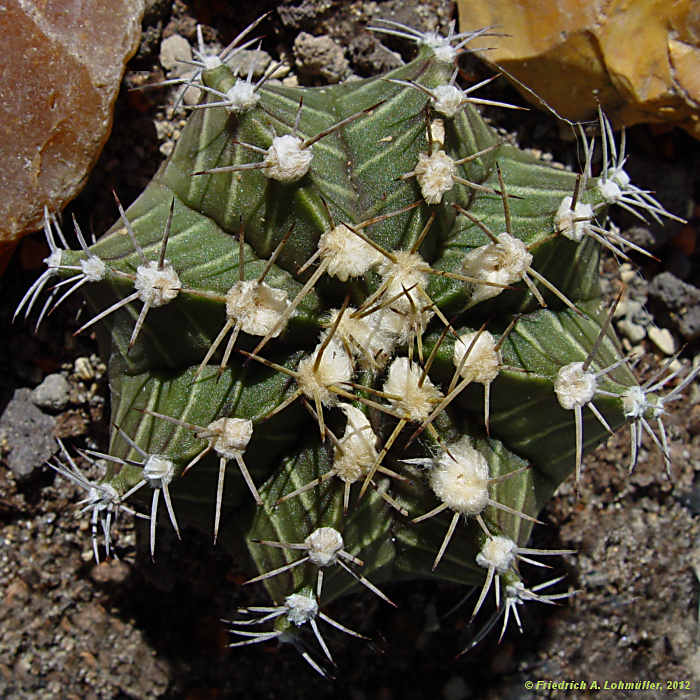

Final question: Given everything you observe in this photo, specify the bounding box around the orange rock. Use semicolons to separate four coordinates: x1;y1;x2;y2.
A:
0;0;144;244
457;0;700;138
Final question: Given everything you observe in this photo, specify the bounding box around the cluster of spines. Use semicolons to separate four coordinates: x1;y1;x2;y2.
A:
20;16;695;676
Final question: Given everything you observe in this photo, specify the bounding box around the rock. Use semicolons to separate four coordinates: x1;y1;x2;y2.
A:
90;559;131;585
457;0;700;139
31;374;71;412
267;60;292;80
349;34;404;75
648;272;700;341
617;319;646;344
278;1;330;30
618;263;637;284
0;388;56;480
294;32;350;83
614;297;643;320
5;578;30;605
0;0;145;246
647;327;676;355
74;357;95;381
226;49;272;80
623;226;663;252
159;34;192;73
179;70;203;106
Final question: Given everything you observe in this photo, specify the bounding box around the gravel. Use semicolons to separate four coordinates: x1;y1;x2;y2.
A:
1;1;699;697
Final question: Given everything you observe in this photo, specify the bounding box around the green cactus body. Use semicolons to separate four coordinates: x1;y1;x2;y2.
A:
33;25;678;670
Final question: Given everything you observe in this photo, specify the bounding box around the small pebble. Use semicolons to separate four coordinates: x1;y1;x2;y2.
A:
159;141;174;157
183;85;202;106
668;358;683;374
90;559;131;585
293;32;349;83
31;373;71;411
74;357;94;380
159;34;192;73
226;49;272;79
267;59;291;79
648;326;676;355
629;345;646;361
178;70;202;106
691;383;700;405
619;263;637;284
614;298;643;319
618;319;646;343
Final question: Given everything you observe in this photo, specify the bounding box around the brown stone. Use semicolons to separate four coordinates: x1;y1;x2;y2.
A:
294;32;350;83
0;0;144;245
458;0;700;138
90;559;131;585
5;577;30;604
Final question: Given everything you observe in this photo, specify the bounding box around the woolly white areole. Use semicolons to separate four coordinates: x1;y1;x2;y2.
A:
453;330;501;385
429;437;490;516
263;134;313;182
413;150;456;204
225;280;289;337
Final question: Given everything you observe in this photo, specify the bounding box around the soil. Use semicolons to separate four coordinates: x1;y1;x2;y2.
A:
1;2;699;698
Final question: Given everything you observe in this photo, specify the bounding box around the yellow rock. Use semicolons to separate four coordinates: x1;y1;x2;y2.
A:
457;0;700;138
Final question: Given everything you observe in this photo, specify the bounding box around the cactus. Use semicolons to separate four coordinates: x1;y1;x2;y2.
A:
21;18;693;676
